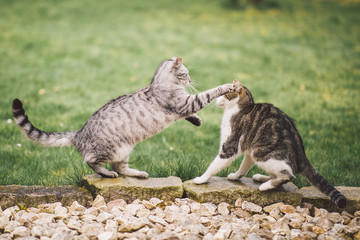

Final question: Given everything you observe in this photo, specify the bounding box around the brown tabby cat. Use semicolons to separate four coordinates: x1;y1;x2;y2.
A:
12;57;234;178
194;80;347;208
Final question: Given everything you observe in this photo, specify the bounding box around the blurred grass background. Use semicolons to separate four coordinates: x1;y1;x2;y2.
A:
0;0;359;187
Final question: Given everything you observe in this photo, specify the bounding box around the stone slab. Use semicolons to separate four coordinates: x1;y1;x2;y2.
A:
0;185;92;209
82;174;183;203
183;177;302;207
298;186;360;213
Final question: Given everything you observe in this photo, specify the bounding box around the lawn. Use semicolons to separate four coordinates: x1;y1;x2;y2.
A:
0;0;359;187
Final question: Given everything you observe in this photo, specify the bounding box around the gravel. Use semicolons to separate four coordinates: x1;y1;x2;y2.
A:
0;195;359;240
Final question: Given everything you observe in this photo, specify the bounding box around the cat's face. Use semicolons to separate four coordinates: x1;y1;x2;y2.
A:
172;57;191;86
151;57;191;86
216;80;253;108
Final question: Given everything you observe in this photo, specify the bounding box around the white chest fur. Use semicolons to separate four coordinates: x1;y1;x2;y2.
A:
220;104;239;146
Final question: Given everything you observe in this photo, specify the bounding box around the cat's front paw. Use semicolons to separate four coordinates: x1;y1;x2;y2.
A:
137;171;149;179
222;83;234;93
193;177;209;185
109;171;119;178
227;173;241;181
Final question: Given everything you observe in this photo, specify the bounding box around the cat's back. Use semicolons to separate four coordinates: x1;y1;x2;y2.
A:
240;103;303;152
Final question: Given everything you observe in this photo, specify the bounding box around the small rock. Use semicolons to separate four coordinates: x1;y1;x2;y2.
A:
148;215;168;226
232;208;251;219
97;231;117;240
279;205;296;214
80;223;104;237
242;201;262;213
0;216;9;231
54;206;68;219
218;202;230;215
104;219;118;232
96;212;114;223
180;204;191;214
271;218;290;235
107;199;127;211
269;207;282;220
142;200;156;210
311;225;327;235
4;220;20;233
349;217;360;227
92;195;107;208
314;208;329;218
263;202;284;214
202;203;218;216
84;207;99;216
33;213;54;225
235;197;244;208
149;197;163;207
69;201;86;213
67;219;82;231
354;211;360;217
124;203;145;216
327;212;343;224
116;216;149;232
136;208;151;218
12;226;31;238
213;222;232;240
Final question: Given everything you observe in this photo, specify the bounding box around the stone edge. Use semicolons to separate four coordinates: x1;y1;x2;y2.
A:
1;178;359;213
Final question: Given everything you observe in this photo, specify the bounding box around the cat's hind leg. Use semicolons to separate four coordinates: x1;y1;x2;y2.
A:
112;155;149;179
256;158;295;191
252;174;271;182
85;154;119;178
228;154;254;180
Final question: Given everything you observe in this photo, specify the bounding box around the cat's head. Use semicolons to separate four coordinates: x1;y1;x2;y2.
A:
216;79;254;108
151;57;191;86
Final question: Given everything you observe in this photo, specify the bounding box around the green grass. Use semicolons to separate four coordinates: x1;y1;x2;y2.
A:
1;0;359;188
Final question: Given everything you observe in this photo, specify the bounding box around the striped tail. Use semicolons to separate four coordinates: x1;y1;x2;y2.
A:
301;158;347;209
12;98;76;147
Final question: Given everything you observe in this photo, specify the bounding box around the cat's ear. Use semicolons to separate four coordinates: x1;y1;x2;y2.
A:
233;79;242;91
173;57;183;69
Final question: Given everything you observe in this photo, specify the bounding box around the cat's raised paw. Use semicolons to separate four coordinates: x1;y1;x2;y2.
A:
227;173;240;181
193;177;208;184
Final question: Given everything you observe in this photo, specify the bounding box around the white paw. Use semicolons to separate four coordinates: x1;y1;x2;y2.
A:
137;171;149;179
227;173;240;181
193;177;208;185
252;174;270;182
259;181;275;191
109;171;119;178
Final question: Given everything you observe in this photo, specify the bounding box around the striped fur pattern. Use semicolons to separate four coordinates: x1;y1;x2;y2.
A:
194;80;347;209
12;57;233;179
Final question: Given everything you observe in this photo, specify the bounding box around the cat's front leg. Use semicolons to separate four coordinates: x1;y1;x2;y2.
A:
194;154;236;184
185;114;202;126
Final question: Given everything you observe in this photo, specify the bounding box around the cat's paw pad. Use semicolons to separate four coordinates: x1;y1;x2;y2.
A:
109;171;119;178
137;171;149;179
193;177;208;185
252;174;270;182
259;181;275;191
227;173;240;181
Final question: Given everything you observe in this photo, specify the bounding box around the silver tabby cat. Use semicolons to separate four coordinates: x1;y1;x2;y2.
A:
12;57;233;179
194;80;347;209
